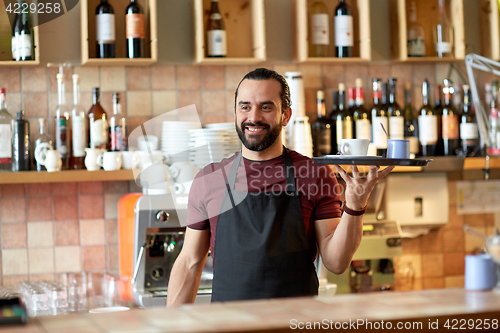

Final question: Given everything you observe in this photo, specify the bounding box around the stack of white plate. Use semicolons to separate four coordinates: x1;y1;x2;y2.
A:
188;125;239;169
205;122;241;152
162;121;201;164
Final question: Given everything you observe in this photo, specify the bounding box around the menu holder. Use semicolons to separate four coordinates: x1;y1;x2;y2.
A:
312;155;432;167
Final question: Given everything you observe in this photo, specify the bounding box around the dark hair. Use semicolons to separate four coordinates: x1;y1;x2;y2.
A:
234;68;291;112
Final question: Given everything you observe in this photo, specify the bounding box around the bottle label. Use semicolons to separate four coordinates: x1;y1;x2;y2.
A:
405;136;420;154
334;15;353;47
311;14;329;45
11;36;18;60
91;118;109;148
111;125;128;151
389;116;405;140
207;30;227;56
55;119;69;155
18;34;32;58
355;119;371;140
407;38;426;57
210;13;222;20
460;122;478;140
418;115;438;144
0;124;12;160
316;129;331;156
96;13;116;43
442;114;459;139
436;41;451;54
372;116;388;148
126;13;145;39
72;116;86;157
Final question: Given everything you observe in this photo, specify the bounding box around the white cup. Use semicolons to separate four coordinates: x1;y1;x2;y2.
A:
85;148;105;171
97;152;123;171
137;135;158;152
170;161;200;183
340;139;370;156
121;151;140;170
135;150;167;169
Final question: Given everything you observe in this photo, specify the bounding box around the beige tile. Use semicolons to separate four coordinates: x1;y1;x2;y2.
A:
101;66;126;92
48;67;73;92
30;274;56;283
226;89;236;114
27;197;53;222
345;64;369;89
80;194;105;220
80;219;106;245
55;220;80;246
177;66;200;90
126;66;152;91
202;66;225;90
421;254;444;278
104;194;121;220
1;197;26;223
273;65;298;77
55;246;81;273
202;90;226;115
126;91;152;116
2;223;27;249
21;67;47;92
178;90;202;112
0;67;21;92
29;248;55;274
106;219;118;244
298;64;322;88
444;275;464;288
2;249;28;275
6;92;22;114
151;65;176;90
2;275;29;287
82;246;106;271
74;67;100;92
205;115;229;125
23;92;48;118
225;66;250;91
108;245;119;271
322;64;345;89
27;222;54;247
152;90;177;116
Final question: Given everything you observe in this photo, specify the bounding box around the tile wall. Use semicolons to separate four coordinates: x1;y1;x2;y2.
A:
0;62;498;288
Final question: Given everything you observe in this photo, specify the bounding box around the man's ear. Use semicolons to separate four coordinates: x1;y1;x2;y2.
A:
282;107;292;127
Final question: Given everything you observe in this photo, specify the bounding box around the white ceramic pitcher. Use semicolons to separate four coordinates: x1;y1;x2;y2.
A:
35;150;62;172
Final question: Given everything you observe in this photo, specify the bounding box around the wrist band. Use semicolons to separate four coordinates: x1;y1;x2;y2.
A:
342;201;367;216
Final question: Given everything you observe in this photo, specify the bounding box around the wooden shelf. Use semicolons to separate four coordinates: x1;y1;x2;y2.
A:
0;12;40;66
389;0;465;62
0;169;134;184
193;0;266;65
479;0;500;61
292;0;371;63
463;156;500;170
80;0;157;66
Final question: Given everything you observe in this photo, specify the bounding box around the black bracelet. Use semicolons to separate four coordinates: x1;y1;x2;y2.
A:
342;201;366;216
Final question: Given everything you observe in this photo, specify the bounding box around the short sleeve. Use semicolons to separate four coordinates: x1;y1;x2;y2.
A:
186;171;210;230
312;165;342;220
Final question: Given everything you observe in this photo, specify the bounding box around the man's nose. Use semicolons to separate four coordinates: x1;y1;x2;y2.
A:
246;107;263;124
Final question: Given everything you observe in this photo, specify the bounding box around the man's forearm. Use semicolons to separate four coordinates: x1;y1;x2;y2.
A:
166;254;207;307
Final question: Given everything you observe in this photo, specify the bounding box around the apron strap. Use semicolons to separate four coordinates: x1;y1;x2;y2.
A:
282;148;296;193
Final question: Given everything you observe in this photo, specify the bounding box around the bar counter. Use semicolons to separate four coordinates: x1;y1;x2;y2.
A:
4;288;500;333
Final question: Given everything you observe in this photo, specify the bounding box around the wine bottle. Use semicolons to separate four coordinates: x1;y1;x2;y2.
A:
352;78;371;140
12;110;30;171
334;0;353;58
329;90;339;154
433;0;454;58
407;1;425;57
96;0;115;58
71;74;86;170
371;78;388;156
387;78;404;140
207;0;227;57
434;83;444;155
403;82;419;157
334;83;353;152
0;89;13;172
126;0;145;58
87;87;109;150
418;80;438;156
110;93;128;151
381;82;389;109
311;91;331;157
460;85;479;157
13;0;33;61
309;1;329;57
441;79;460;156
53;73;72;170
34;118;53;172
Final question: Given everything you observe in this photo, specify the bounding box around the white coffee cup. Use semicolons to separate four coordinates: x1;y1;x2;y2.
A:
97;152;123;171
137;135;158;152
121;151;140;170
134;150;167;169
340;139;370;156
169;161;200;183
85;148;106;171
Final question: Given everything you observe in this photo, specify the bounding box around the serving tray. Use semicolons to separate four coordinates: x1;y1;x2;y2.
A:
312;155;433;166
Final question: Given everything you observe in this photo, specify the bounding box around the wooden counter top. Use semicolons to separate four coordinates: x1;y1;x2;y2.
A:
11;288;500;333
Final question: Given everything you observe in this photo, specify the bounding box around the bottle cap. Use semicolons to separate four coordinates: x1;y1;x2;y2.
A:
17;110;24;119
56;73;64;82
92;87;100;96
316;90;324;100
72;74;80;82
0;88;5;94
338;83;345;91
355;78;362;88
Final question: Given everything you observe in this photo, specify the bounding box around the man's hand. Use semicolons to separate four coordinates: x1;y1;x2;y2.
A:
333;165;395;210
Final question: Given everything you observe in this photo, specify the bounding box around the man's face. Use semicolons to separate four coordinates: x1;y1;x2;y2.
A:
235;79;289;152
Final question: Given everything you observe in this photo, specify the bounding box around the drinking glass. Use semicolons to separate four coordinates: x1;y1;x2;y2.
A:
67;283;86;313
486;235;500;292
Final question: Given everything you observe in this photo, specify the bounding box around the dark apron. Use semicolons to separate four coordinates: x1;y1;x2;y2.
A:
211;148;319;302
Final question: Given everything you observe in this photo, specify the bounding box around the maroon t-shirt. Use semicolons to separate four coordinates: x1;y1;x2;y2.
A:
187;150;343;262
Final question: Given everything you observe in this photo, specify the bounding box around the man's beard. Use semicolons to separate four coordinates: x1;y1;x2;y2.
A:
236;119;282;152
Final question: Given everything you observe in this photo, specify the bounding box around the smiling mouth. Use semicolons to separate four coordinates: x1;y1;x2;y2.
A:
245;126;267;134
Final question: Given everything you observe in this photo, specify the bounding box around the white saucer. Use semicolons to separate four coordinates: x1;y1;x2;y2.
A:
89;306;130;313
